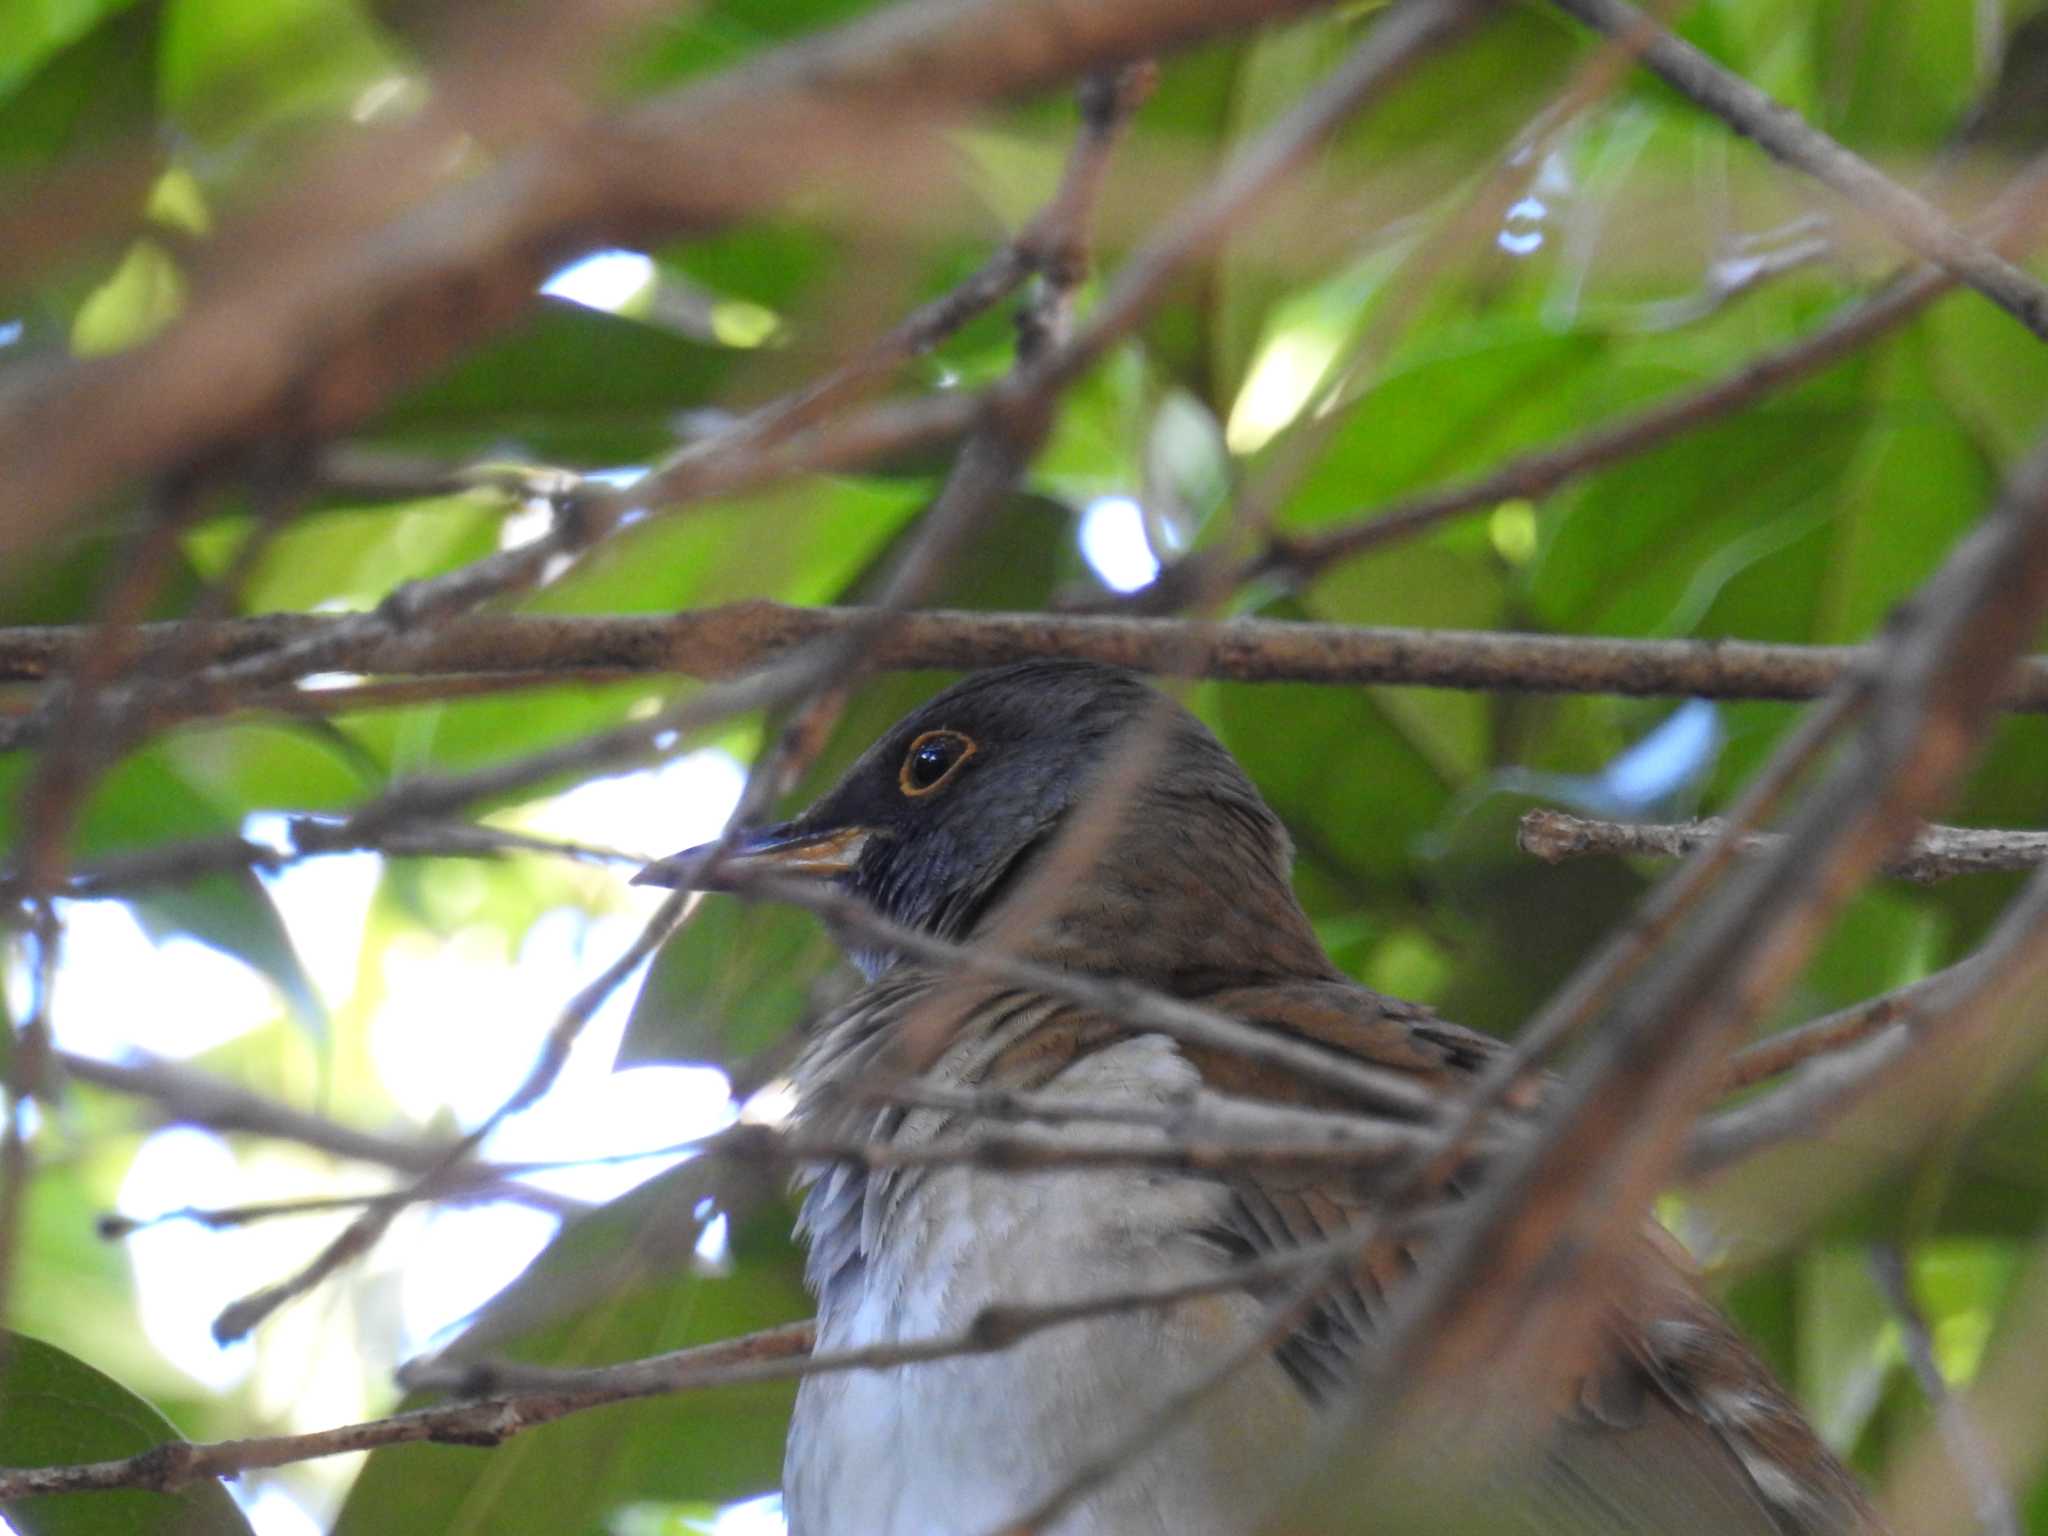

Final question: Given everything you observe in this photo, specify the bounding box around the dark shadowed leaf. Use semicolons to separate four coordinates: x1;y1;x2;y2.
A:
332;1164;809;1535
370;300;737;466
0;1331;253;1536
620;897;845;1069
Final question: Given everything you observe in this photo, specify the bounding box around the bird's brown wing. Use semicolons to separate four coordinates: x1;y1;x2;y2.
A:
1195;979;1881;1536
793;970;1878;1532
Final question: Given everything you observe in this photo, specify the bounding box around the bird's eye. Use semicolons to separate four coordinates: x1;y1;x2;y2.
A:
899;730;976;797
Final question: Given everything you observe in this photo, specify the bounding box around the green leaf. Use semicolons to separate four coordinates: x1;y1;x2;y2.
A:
1304;535;1507;782
1030;344;1149;506
620;897;843;1069
656;223;832;320
522;476;926;618
1106;34;1248;404
69;238;183;355
0;0;155;186
333;1167;810;1536
10;1139;162;1399
0;525;208;628
371;299;738;466
160;719;377;816
1279;324;1610;529
1924;289;2048;465
0;1331;254;1536
1796;1248;1894;1452
1209;670;1450;886
1809;346;1995;645
158;0;403;144
184;490;506;615
1528;388;1868;639
331;676;671;795
0;748;324;1029
1420;786;1646;1037
0;0;147;104
1211;13;1355;402
1814;0;1981;148
1784;886;1947;1021
127;873;323;1030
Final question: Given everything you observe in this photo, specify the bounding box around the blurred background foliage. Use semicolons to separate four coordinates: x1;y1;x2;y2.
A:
3;0;2048;1531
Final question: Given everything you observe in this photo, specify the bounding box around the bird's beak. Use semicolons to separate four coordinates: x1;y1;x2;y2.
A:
632;822;871;890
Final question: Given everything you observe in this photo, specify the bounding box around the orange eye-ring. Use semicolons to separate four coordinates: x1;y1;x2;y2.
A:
899;730;977;797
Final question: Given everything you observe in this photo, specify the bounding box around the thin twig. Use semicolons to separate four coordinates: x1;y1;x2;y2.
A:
0;906;58;1355
57;1051;579;1216
1687;862;2048;1177
9;489;197;876
205;882;696;1344
705;1115;1464;1178
1715;983;1931;1095
1870;1244;2021;1536
1519;809;2048;884
1548;0;2048;340
0;63;1134;773
97;1180;589;1239
1192;0;1687;596
711;872;1451;1120
409;1214;1402;1401
1331;680;1871;1290
1236;147;2048;587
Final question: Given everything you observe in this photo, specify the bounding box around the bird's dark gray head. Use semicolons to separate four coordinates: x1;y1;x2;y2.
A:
639;661;1332;988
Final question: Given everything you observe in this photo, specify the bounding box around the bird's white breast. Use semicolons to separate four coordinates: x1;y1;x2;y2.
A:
783;1035;1312;1536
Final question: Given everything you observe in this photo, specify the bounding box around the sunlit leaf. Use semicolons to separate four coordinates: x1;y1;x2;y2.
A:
183;491;506;616
69;239;182;355
158;0;403;144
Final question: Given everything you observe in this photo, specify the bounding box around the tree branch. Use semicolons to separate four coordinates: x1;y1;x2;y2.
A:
0;1197;1415;1500
1519;808;2048;884
1685;861;2048;1177
1371;419;2048;1426
0;0;1356;561
6;607;2048;751
0;1321;817;1498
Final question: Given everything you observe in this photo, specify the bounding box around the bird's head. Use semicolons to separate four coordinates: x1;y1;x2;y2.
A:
637;660;1328;987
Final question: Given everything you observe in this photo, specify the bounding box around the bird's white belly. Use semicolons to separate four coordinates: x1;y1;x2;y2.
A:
783;1038;1311;1536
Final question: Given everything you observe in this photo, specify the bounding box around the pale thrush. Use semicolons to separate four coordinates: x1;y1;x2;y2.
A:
640;661;1879;1536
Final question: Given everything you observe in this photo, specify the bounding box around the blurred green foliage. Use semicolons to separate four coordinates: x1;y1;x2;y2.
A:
4;0;2048;1529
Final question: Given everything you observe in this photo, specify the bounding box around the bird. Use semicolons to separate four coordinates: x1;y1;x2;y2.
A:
637;660;1881;1536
